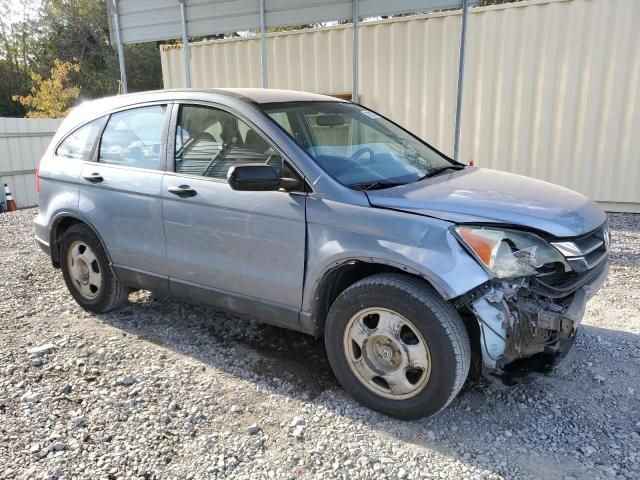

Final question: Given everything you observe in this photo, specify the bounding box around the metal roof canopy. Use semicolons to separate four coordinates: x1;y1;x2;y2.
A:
106;0;476;160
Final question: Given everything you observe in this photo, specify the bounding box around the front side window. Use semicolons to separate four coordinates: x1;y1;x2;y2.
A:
175;104;293;181
56;118;106;161
262;102;457;189
99;105;167;170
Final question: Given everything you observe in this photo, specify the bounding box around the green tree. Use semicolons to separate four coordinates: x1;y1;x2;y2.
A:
0;0;41;115
39;0;162;96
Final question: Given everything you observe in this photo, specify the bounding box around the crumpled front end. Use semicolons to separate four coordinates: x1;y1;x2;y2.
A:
456;225;610;384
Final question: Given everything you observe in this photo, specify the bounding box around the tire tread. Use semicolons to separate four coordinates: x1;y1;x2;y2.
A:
331;273;471;416
62;224;129;313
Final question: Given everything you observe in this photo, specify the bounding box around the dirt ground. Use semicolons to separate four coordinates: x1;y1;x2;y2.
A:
1;208;638;479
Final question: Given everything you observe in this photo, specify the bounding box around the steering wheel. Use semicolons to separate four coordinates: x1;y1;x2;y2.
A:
350;147;375;162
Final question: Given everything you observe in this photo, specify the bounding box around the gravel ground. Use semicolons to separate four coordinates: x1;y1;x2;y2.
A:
1;208;639;480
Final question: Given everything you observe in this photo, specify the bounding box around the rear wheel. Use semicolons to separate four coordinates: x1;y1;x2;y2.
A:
324;273;470;420
60;224;130;313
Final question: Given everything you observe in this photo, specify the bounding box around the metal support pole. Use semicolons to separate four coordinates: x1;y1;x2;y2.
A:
179;0;192;88
259;0;268;88
111;0;127;93
0;176;6;213
352;0;359;102
453;0;469;162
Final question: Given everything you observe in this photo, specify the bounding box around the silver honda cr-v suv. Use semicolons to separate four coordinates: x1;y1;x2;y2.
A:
35;89;609;419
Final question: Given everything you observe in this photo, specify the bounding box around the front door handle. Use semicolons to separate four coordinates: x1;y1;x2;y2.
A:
83;173;103;183
168;185;197;198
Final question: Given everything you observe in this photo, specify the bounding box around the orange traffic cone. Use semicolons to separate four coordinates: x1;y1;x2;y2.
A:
4;184;17;212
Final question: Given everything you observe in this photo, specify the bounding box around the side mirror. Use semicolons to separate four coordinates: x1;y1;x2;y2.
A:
227;164;283;191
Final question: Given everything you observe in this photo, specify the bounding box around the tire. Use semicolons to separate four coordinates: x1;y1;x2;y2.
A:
60;223;130;314
324;273;470;420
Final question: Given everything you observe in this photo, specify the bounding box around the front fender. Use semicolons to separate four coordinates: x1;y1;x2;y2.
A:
302;197;490;313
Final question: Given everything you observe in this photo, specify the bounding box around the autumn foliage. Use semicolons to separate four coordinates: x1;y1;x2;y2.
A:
13;60;80;118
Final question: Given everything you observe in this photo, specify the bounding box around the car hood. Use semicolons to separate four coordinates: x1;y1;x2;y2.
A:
365;167;606;238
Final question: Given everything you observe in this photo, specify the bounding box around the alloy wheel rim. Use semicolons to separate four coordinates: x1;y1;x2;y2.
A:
343;307;432;400
67;241;102;300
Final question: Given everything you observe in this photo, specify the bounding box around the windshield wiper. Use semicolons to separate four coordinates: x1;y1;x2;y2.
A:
351;165;465;191
420;164;466;180
349;180;407;191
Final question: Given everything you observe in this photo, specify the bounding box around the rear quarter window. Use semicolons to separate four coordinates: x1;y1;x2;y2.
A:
55;118;106;161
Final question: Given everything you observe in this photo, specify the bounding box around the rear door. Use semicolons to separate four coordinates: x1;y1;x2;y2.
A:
161;103;307;328
79;103;171;290
38;117;106;221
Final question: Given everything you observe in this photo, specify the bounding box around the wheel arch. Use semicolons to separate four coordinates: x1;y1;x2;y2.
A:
49;213;113;269
301;257;449;336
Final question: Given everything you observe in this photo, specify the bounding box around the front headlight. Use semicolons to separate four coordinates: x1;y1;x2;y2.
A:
452;226;570;278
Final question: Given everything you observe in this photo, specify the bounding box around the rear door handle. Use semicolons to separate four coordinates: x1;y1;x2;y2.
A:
83;173;103;183
168;185;197;198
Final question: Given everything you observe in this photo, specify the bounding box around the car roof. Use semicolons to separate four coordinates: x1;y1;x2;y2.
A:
60;88;348;144
73;88;344;113
214;88;345;104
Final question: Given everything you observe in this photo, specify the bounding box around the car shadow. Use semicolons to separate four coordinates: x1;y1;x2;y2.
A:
97;289;640;479
101;292;337;399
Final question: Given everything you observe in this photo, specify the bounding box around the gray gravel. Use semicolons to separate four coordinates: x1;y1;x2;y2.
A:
1;208;639;480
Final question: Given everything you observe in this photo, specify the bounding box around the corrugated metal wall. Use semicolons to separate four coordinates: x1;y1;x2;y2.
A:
0;118;61;208
112;0;466;44
161;0;640;211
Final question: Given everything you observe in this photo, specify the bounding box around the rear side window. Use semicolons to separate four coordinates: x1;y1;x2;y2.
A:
99;105;167;170
56;118;105;160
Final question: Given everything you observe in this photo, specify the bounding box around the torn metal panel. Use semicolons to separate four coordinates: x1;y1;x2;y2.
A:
472;297;508;368
468;259;609;380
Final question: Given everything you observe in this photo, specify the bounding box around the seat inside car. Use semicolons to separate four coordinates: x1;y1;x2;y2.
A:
221;118;243;147
244;129;269;153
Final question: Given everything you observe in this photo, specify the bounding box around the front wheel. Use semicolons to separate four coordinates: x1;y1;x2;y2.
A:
324;273;470;420
60;223;130;313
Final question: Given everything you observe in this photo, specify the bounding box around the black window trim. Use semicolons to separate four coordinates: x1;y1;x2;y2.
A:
168;100;311;194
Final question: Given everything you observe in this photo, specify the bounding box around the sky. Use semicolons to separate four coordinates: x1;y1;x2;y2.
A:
4;0;41;24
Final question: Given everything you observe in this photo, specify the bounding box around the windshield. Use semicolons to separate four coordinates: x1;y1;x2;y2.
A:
260;101;458;189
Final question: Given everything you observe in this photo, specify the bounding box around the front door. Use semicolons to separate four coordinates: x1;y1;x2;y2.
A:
161;103;307;328
79;103;170;291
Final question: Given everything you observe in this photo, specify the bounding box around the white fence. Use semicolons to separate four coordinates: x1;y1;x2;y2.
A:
0;117;61;208
161;0;640;212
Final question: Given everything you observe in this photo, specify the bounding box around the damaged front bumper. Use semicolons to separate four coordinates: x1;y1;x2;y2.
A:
458;258;609;385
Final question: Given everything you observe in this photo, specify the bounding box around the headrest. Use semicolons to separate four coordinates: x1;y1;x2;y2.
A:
244;129;269;153
221;118;243;147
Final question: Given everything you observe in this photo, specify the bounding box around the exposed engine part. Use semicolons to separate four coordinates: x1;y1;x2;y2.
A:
503;296;571;361
466;262;608;377
454;278;525;309
470;287;574;371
